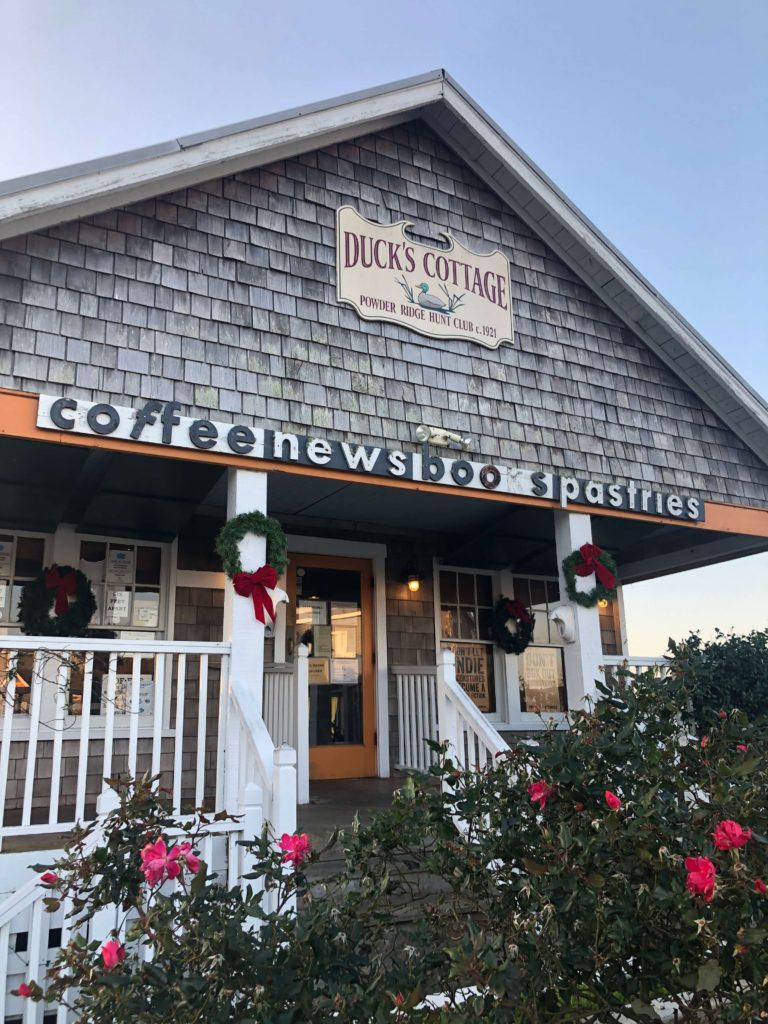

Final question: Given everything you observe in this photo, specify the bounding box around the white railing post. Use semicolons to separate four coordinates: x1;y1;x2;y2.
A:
236;780;264;887
271;745;297;839
554;510;605;711
295;645;309;804
437;649;461;769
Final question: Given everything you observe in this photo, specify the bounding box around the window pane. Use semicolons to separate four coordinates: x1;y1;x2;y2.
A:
441;606;458;639
10;584;24;623
0;581;8;620
448;641;496;713
457;573;475;605
529;578;550;643
136;546;162;586
547;579;560;605
512;577;530;605
439;571;457;603
105;588;132;626
459;607;478;639
133;589;160;628
107;545;134;585
475;574;493;607
478;606;493;641
15;537;45;578
80;541;107;582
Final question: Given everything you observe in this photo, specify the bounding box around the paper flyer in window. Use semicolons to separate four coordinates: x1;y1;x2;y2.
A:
107;548;134;583
0;542;11;578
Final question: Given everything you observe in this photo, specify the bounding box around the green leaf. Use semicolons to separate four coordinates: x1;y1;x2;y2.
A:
696;960;722;992
630;997;660;1019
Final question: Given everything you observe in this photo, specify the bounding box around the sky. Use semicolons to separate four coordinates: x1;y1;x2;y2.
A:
1;0;766;654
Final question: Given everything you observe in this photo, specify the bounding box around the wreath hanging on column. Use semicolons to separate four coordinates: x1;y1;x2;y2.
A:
562;543;618;608
214;511;288;624
489;597;535;655
18;565;97;637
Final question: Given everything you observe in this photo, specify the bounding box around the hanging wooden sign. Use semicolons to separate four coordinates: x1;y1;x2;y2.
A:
336;206;514;349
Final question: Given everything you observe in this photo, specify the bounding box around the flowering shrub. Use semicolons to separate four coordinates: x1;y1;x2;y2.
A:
20;670;768;1022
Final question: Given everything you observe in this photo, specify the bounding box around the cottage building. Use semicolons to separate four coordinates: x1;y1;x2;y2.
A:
0;70;767;1015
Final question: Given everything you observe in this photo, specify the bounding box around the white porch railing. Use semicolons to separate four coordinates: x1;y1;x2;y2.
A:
0;792;256;1024
600;655;669;681
395;652;510;775
394;666;440;771
262;646;309;804
0;637;230;847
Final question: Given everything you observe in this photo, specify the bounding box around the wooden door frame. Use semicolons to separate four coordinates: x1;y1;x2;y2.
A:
285;535;389;778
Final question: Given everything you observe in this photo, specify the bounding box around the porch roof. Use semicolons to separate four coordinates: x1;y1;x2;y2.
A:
1;434;765;583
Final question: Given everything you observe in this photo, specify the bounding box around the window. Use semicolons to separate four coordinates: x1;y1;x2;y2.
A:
0;533;47;625
512;576;567;713
79;540;163;632
438;569;496;713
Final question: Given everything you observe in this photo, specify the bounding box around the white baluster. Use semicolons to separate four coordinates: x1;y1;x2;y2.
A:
172;653;186;815
151;653;166;780
75;651;94;822
48;657;69;825
0;657;18;837
295;646;309;804
127;653;141;779
23;897;44;1024
101;652;118;784
21;651;44;828
195;654;209;809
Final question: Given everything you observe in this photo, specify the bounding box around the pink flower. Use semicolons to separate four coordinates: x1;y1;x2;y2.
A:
527;780;555;809
685;856;716;903
173;841;201;875
277;832;311;868
394;993;405;1006
574;802;585;812
712;820;751;851
604;790;622;811
39;871;58;886
17;982;32;998
717;710;727;720
101;939;126;969
140;837;201;885
754;879;767;895
700;735;709;749
737;744;749;753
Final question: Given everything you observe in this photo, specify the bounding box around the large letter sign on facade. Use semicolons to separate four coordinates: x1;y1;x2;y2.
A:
336;207;514;349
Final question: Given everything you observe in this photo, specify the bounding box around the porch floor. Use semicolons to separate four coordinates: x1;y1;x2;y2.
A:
298;776;410;847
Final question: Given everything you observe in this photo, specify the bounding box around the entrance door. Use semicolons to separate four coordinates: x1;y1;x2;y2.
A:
287;553;377;779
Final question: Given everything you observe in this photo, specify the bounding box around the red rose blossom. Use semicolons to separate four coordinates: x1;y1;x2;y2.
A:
17;982;32;998
39;871;58;886
717;710;727;719
574;802;585;812
604;790;621;811
527;780;555;809
737;744;749;753
700;735;709;749
754;879;767;895
101;939;126;969
685;856;716;903
712;820;751;851
277;832;311;868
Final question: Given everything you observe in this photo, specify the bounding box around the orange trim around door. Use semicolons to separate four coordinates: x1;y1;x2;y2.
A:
287;553;377;780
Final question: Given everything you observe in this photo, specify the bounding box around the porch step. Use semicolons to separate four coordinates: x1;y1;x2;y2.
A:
1;831;71;854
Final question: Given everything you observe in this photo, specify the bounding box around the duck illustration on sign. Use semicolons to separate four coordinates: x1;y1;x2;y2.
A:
336;206;514;349
396;278;465;315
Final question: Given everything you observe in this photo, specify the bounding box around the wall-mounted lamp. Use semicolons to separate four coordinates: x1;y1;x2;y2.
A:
597;598;609;609
402;564;423;593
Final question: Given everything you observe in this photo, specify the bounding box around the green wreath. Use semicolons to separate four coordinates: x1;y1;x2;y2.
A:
215;511;288;579
18;564;97;637
489;597;535;655
562;543;618;608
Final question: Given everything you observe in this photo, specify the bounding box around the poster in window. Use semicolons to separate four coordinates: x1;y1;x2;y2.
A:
107;548;134;584
0;542;12;578
331;658;359;685
518;646;566;713
132;591;160;628
313;625;332;657
105;588;131;626
104;674;154;716
308;658;330;684
450;642;492;713
0;581;7;618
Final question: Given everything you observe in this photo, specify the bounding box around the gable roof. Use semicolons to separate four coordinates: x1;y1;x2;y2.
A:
1;69;766;466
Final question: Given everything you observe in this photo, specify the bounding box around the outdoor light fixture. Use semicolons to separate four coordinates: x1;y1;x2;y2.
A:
402;564;423;593
597;598;609;609
414;424;471;450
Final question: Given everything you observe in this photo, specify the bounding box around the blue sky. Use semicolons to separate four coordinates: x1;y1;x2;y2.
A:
2;0;766;653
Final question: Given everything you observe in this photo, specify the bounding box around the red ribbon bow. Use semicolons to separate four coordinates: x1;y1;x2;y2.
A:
45;568;77;616
232;565;278;624
574;543;616;590
505;599;532;624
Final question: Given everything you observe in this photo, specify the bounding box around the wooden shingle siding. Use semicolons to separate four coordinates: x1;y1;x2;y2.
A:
1;120;766;507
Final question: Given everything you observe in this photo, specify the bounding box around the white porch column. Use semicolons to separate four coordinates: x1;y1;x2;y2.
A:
554;511;604;711
223;468;268;711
